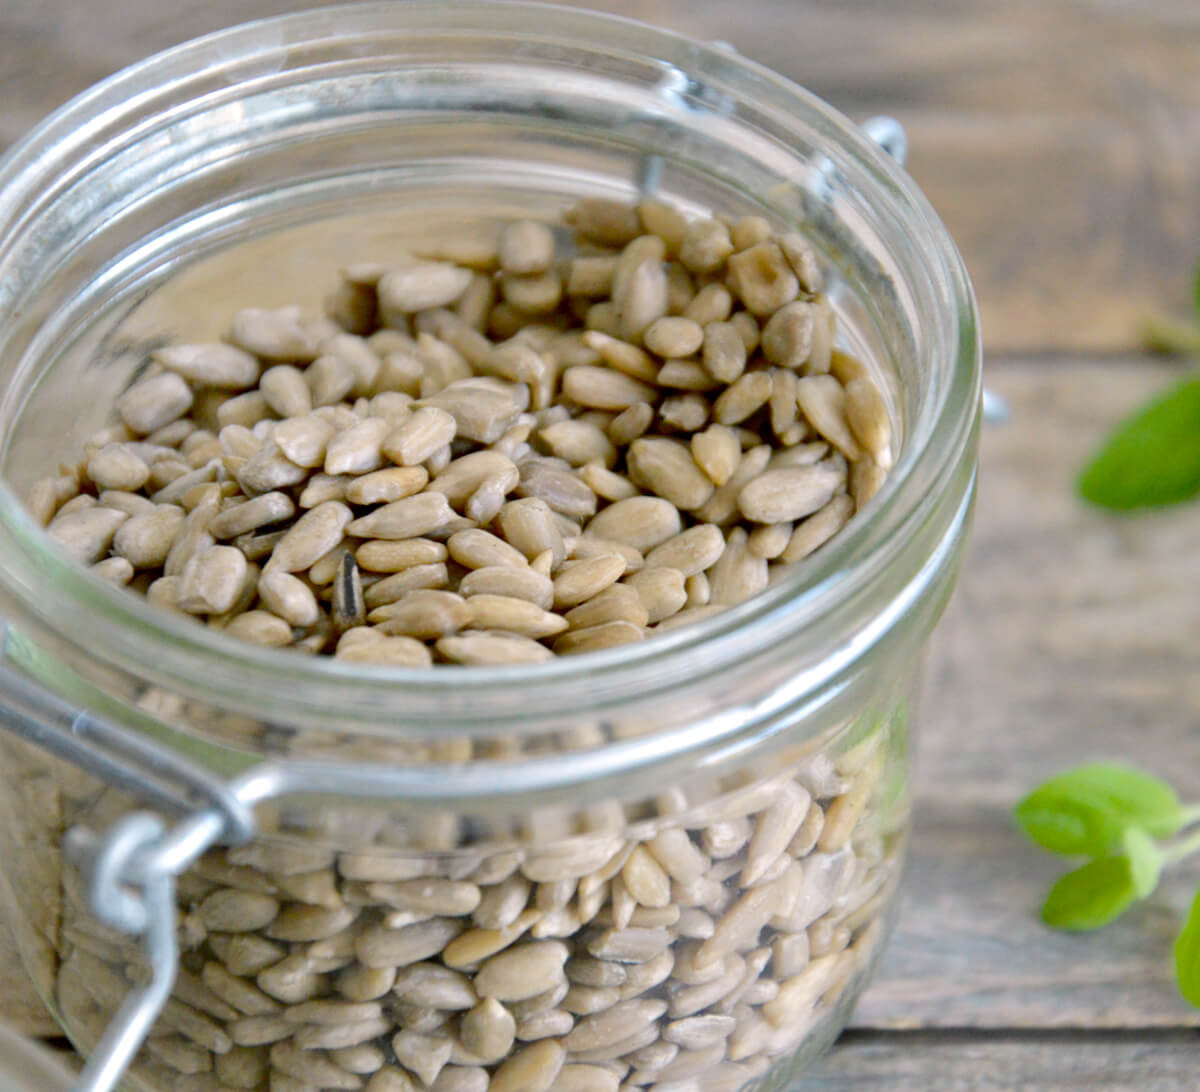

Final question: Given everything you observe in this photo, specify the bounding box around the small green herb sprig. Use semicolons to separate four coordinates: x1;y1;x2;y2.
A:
1015;763;1200;1006
1019;269;1200;1007
1078;265;1200;509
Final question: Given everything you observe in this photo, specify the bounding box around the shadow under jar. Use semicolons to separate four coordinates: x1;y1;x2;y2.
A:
0;4;980;1091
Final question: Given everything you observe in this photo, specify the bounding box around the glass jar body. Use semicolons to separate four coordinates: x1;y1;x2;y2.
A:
0;4;979;1090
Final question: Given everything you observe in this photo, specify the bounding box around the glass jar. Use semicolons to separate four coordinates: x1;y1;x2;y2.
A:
0;3;979;1091
0;1025;74;1091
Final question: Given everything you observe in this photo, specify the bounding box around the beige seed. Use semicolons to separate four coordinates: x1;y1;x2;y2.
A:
564;584;648;630
117;372;194;434
273;415;336;468
780;494;854;562
362;563;448;605
112;505;186;568
430;450;519;508
701;322;747;384
489;1039;565;1092
378;262;473;316
447;528;528;570
552;554;627;609
222;610;292;647
708;528;768;607
459;565;554;608
562;366;658;411
429;1066;489;1092
86;443;150;491
391;1030;452;1087
565;198;641;247
229;305;318;361
465;594;567;639
269;501;353;572
435;632;554;665
796;374;862;459
476;941;568;1001
761;300;816;370
177;545;249;614
737;464;843;524
363;1068;418;1092
585;496;681;552
643;524;725;577
270;1042;361;1090
216;390;270;430
255;569;318;626
580;331;659;384
496;497;565;564
626;566;688;624
209;492;295;539
356;538;447;573
345;492;455;540
778;231;824;293
637;198;688;255
689;424;742;487
851;455;887;511
621;846;671;908
355;918;463;970
727;242;799;315
260;364;313;418
197;890;279;932
459;997;516;1063
564;999;668;1052
325;417;389;475
578;463;638;503
553;620;644;655
236;443;309;495
91;556;134;585
643;316;704;358
154;342;260;388
501;270;563;314
268;904;359;943
567;254;619;298
498;220;556;275
627;437;714;511
679;218;733;274
540;419;617;468
420;377;529;444
845;376;893;468
335;637;434;667
713;371;772;426
372;590;471;639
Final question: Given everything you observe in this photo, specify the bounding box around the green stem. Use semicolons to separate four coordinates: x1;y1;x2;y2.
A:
1164;827;1200;865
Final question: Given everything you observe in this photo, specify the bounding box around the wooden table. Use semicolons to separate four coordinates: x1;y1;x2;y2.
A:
2;1;1199;1086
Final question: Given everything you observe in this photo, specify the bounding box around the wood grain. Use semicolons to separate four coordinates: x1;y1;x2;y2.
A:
0;0;1197;353
854;358;1200;1031
802;1030;1200;1089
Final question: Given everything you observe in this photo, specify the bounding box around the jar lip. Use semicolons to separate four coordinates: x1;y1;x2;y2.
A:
0;1;981;739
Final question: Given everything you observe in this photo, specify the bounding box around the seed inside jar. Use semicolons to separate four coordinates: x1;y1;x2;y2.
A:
33;199;893;662
36;196;903;1092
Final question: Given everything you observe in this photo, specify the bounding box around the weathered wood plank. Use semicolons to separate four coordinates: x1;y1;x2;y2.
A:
854;358;1200;1029
802;1030;1200;1089
0;0;1197;352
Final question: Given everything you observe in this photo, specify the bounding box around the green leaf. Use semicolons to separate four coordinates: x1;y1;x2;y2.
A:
1174;885;1200;1007
1077;377;1200;509
1121;827;1165;899
1015;763;1185;856
1041;857;1137;931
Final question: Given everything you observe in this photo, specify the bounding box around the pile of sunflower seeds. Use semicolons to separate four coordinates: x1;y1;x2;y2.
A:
31;197;893;665
51;735;901;1092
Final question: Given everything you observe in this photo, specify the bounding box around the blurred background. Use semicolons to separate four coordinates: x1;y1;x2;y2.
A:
1;1;1199;1086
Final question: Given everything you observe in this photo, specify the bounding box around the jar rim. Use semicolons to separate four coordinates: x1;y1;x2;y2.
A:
0;2;980;757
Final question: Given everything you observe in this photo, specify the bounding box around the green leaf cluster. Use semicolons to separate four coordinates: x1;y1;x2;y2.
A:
1015;763;1200;1006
